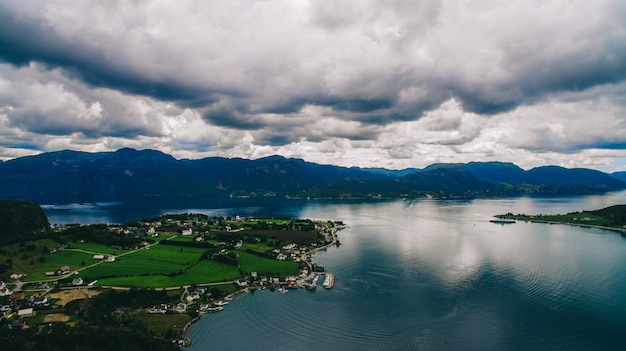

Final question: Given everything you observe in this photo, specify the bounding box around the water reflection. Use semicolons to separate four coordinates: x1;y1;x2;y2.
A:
38;192;626;350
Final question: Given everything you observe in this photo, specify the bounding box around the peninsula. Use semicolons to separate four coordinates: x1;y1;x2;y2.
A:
0;209;344;350
495;204;626;233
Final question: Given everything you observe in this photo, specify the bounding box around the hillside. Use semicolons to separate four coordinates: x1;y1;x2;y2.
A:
0;200;50;242
0;148;624;202
588;205;626;227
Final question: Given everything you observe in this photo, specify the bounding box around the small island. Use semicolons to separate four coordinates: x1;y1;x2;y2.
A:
495;204;626;233
0;209;344;350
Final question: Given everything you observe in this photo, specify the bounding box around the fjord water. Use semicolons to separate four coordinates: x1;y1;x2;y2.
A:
45;192;626;350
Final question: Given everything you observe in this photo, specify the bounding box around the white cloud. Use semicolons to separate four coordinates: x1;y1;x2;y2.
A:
0;0;625;171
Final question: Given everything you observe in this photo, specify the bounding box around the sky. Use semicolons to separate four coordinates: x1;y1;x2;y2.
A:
1;0;626;172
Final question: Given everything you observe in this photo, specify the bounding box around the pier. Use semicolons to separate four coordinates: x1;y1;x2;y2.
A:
322;273;334;289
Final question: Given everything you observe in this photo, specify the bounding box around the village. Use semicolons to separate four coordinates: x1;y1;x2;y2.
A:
0;214;343;339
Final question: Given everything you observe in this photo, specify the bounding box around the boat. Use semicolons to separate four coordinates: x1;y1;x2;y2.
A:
199;304;224;313
323;273;334;289
490;219;516;224
308;274;320;290
212;300;229;307
305;279;316;290
279;286;288;294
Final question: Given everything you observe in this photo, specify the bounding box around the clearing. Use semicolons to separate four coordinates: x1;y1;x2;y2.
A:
47;289;101;306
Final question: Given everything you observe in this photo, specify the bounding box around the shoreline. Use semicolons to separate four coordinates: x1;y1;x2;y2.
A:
181;224;343;348
515;219;626;234
180;288;250;347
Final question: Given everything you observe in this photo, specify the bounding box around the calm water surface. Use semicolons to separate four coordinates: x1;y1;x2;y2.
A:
44;192;626;350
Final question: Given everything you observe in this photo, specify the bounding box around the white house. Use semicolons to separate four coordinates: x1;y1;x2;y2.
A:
33;295;47;306
10;273;24;280
56;266;70;275
18;308;34;318
149;304;168;314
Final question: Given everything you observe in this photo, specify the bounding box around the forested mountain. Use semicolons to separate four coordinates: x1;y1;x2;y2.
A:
0;148;624;202
0;200;50;242
423;162;528;184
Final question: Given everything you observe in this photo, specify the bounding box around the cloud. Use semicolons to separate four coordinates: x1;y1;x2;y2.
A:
0;1;626;171
3;0;622;118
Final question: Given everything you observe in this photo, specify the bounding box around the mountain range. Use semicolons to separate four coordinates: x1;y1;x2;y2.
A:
0;148;625;202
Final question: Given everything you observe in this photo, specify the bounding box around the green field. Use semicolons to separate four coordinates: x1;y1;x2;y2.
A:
132;245;206;265
0;238;61;277
29;250;94;280
79;256;184;279
166;236;197;243
69;242;129;255
177;259;241;283
241;242;274;254
95;259;240;287
236;251;299;277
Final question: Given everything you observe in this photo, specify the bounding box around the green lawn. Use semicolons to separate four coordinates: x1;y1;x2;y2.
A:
236;251;299;277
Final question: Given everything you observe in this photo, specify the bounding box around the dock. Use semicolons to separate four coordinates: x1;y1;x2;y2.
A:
322;273;334;289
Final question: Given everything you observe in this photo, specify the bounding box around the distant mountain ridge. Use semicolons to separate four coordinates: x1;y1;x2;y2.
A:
0;148;624;202
612;172;626;183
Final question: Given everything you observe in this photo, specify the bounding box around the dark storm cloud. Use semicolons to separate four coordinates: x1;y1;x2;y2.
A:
3;1;625;128
0;5;228;107
324;97;395;113
201;109;268;130
455;48;626;115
